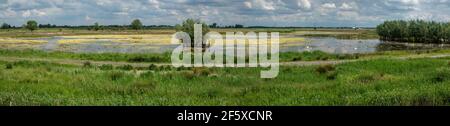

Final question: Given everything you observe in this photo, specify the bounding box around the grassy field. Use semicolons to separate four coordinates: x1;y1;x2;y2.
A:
1;48;449;63
0;58;449;106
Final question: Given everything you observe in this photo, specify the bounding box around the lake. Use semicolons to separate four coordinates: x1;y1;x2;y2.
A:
3;36;450;54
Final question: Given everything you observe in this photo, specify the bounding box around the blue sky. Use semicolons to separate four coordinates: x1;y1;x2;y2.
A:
1;0;449;27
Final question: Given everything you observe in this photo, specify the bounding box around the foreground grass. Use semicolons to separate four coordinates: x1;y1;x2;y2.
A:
2;48;450;64
0;58;449;106
0;49;172;63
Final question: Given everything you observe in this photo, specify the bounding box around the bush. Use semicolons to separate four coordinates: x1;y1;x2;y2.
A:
148;64;157;70
128;56;165;63
181;71;195;80
130;80;157;94
193;67;211;76
315;64;335;74
176;66;185;71
326;71;338;80
5;63;13;69
99;64;114;70
431;70;450;83
83;61;92;68
354;73;384;83
109;71;125;81
118;65;134;70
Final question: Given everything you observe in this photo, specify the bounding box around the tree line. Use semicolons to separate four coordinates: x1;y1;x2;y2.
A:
377;20;450;43
1;19;249;31
0;19;173;31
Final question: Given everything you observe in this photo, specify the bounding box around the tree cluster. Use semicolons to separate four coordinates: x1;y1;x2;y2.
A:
377;20;450;43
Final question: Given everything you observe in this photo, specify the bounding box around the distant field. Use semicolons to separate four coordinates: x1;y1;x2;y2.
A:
0;28;377;39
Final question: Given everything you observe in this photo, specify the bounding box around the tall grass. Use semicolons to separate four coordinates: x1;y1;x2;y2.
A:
0;58;449;106
0;49;171;63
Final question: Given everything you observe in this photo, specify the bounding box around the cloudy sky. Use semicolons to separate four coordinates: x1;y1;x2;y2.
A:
1;0;449;27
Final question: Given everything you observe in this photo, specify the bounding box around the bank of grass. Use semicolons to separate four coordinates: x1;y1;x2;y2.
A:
280;50;360;61
0;57;449;106
0;49;171;63
2;49;450;64
0;49;351;63
297;29;379;39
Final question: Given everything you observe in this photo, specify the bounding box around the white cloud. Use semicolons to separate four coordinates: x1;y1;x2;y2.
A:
1;8;17;17
0;0;448;27
21;10;31;17
85;15;91;21
148;0;160;9
340;2;358;11
254;0;276;10
297;0;312;10
321;3;336;9
244;1;253;8
399;0;420;5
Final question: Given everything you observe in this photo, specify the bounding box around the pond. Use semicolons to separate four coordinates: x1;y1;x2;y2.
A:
283;37;450;54
2;36;450;54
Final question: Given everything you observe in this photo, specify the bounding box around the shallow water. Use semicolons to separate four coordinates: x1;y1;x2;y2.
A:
3;36;450;54
282;37;381;54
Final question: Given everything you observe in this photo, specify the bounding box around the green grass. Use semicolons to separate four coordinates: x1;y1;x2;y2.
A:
1;48;450;64
0;49;171;63
0;58;449;106
280;50;360;61
0;49;361;63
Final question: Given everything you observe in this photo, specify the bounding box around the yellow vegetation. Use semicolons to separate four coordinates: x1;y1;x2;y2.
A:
57;35;305;45
0;38;47;44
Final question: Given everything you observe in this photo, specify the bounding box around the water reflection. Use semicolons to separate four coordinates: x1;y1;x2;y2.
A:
281;37;380;54
376;41;450;51
5;37;450;54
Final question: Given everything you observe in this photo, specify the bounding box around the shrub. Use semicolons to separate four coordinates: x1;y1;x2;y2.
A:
326;71;338;80
109;71;125;81
148;64;157;70
431;70;450;83
130;80;157;94
128;56;165;63
118;65;134;70
315;64;335;74
83;61;92;68
356;74;376;83
181;71;195;80
193;67;211;76
99;64;114;70
5;63;13;69
176;66;185;71
355;73;384;83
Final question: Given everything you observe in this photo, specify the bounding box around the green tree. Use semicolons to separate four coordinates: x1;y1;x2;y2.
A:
131;19;143;30
25;20;38;32
93;22;100;31
1;23;11;29
210;23;217;28
175;19;210;48
377;20;449;43
443;23;450;43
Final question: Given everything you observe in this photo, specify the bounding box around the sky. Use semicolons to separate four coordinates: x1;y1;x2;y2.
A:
0;0;449;27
